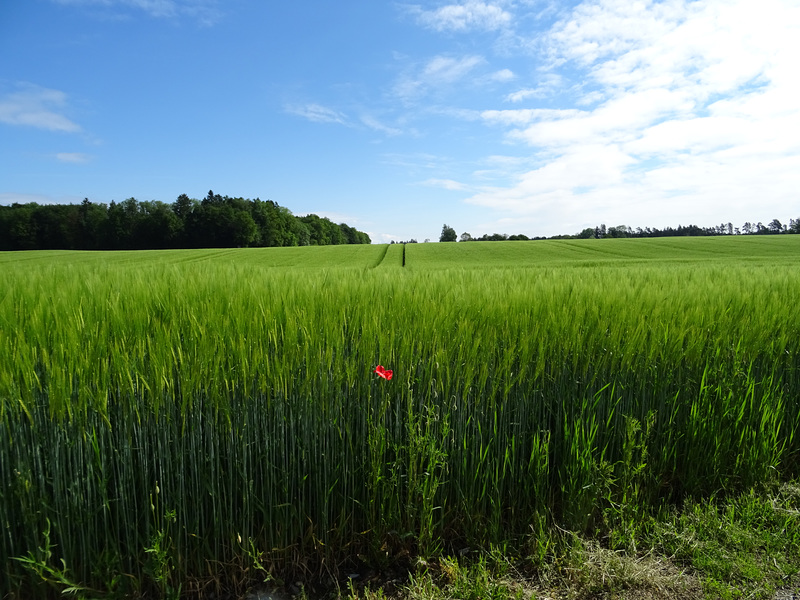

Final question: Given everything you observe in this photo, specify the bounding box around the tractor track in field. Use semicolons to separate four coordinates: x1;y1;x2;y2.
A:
372;243;390;268
371;243;406;268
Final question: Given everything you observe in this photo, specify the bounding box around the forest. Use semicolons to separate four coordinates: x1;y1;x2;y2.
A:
0;191;371;251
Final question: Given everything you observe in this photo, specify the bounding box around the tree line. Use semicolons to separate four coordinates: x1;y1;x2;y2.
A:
568;219;800;239
0;191;370;251
441;218;800;242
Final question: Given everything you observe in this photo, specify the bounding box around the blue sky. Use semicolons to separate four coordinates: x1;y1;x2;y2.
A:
2;0;799;242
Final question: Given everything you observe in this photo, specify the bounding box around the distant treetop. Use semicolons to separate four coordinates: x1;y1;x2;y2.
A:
453;218;800;242
439;224;457;242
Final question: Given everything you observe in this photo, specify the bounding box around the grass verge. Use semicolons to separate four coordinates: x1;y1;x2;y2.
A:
276;479;800;600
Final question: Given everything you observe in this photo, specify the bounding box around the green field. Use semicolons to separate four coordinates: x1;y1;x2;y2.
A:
405;235;800;267
1;237;799;598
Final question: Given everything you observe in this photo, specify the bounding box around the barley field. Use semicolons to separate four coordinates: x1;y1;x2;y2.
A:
1;238;799;598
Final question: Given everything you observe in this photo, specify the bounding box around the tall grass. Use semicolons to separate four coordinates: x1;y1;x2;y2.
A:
1;246;799;596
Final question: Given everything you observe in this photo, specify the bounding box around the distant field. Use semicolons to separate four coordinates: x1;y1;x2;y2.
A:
2;236;799;598
406;235;800;268
378;242;404;267
3;235;795;271
0;243;389;270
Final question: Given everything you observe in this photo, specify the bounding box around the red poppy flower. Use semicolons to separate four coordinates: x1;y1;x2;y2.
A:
374;365;393;380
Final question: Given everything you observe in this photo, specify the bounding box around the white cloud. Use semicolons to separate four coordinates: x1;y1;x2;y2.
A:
481;107;581;127
56;152;92;163
423;55;485;82
369;231;405;244
504;74;564;102
361;115;403;136
509;87;696;149
505;88;542;102
464;0;800;232
285;103;349;125
472;154;532;183
467;143;635;210
489;68;515;82
0;83;81;132
393;54;486;101
430;106;482;121
422;178;470;191
413;1;512;32
575;90;605;106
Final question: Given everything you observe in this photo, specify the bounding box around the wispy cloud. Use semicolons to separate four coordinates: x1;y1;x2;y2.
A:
424;55;486;83
361;115;403;136
56;152;92;163
472;154;533;183
52;0;221;24
421;178;470;191
394;54;486;101
287;106;404;136
285;103;349;125
488;68;515;82
0;83;81;132
380;152;456;174
504;73;563;102
411;1;512;32
481;107;580;127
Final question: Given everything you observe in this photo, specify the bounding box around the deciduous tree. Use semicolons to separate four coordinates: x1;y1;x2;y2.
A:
440;224;457;242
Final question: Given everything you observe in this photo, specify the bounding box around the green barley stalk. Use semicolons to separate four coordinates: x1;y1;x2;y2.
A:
1;247;800;596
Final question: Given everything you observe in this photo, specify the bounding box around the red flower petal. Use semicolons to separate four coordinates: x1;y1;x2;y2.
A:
374;365;392;380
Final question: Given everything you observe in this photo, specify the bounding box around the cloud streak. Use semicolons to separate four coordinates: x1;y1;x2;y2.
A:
285;103;349;126
422;178;470;191
0;83;81;132
361;115;403;136
56;152;92;163
393;54;486;102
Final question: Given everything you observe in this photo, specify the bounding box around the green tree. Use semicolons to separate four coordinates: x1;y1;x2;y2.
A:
0;193;368;250
302;214;329;245
0;203;38;250
322;217;345;245
77;198;108;249
172;194;195;221
339;223;359;244
137;200;182;248
769;219;784;234
32;204;80;249
289;213;311;246
104;198;140;249
440;224;457;242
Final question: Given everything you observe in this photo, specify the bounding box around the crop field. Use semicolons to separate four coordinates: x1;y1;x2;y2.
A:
1;237;800;598
406;235;800;268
